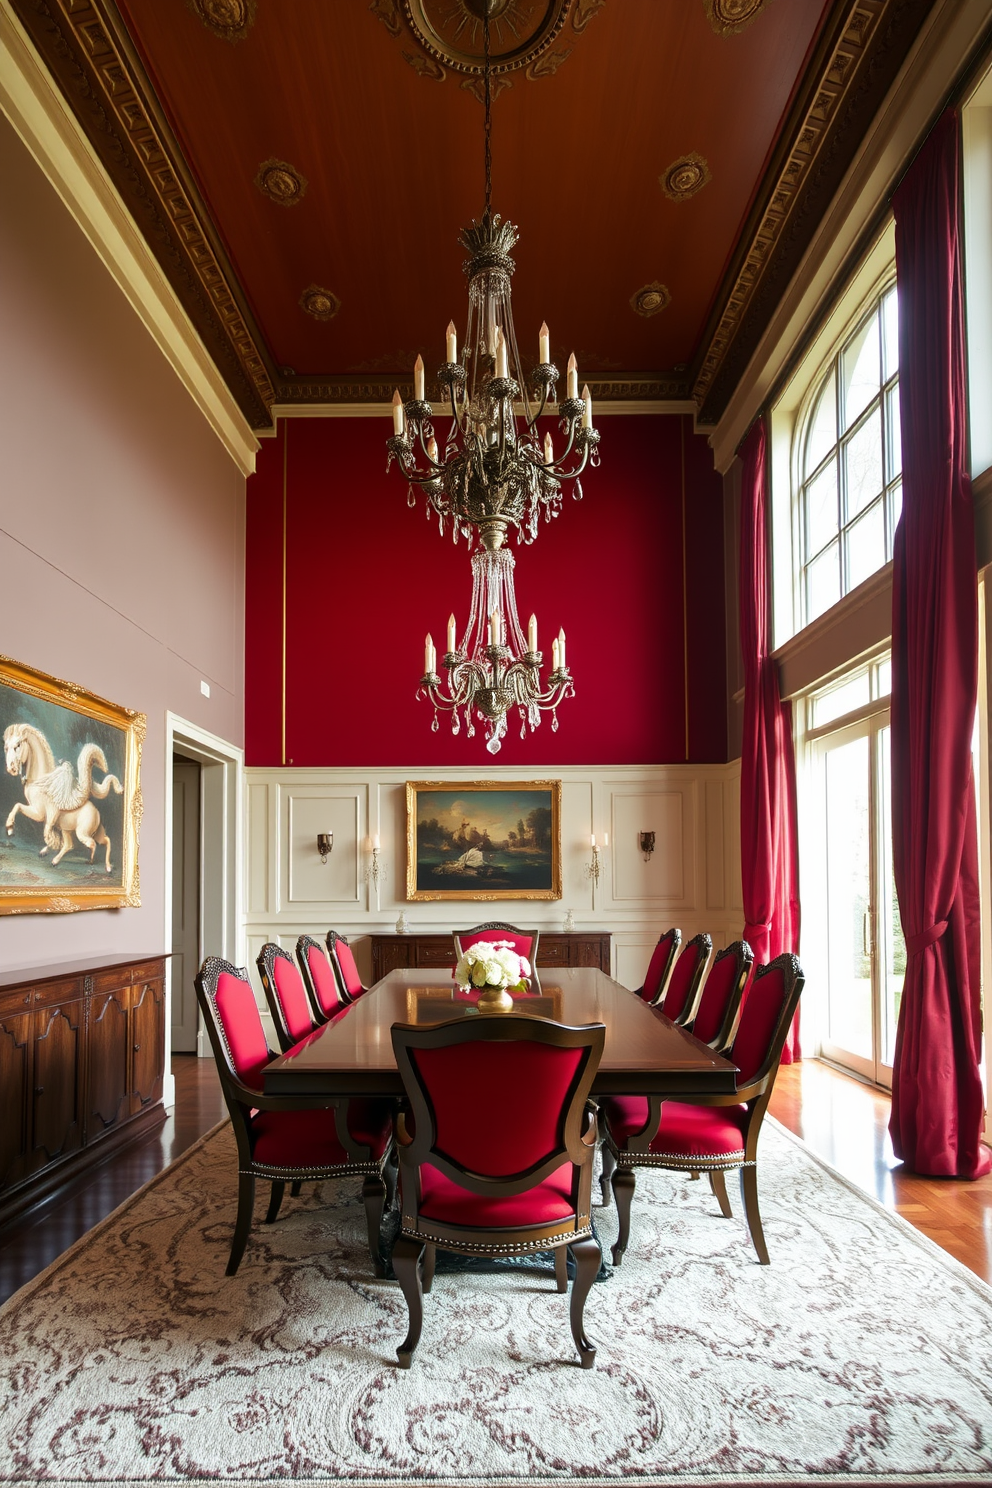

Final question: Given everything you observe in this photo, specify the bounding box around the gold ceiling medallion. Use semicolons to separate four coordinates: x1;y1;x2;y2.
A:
372;0;601;82
186;0;256;42
300;286;341;321
255;159;307;206
630;282;671;318
704;0;770;35
660;153;711;202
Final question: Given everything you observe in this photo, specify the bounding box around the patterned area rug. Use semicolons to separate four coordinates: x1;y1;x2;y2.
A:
2;1118;991;1487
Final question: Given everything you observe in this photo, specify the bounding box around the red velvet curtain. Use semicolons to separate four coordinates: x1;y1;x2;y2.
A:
889;110;991;1178
739;418;801;1061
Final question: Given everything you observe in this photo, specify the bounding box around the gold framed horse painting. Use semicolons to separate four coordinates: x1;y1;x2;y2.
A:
0;655;144;914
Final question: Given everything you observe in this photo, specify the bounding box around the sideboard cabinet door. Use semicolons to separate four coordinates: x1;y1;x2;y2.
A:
0;1007;33;1192
87;986;130;1139
129;979;165;1113
31;1001;85;1170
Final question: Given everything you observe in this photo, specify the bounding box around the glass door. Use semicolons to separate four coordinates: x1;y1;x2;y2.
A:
807;703;904;1087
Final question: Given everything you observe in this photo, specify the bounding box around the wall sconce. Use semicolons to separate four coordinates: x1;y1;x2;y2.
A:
639;831;656;861
317;832;333;864
366;833;383;891
584;831;608;885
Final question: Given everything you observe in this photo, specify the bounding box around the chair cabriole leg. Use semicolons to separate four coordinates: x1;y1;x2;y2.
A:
264;1180;285;1224
569;1236;599;1368
709;1168;733;1218
421;1242;436;1293
227;1172;255;1275
610;1166;636;1265
393;1235;425;1368
290;1180;303;1197
362;1174;388;1278
553;1243;568;1292
599;1142;616;1205
739;1164;769;1264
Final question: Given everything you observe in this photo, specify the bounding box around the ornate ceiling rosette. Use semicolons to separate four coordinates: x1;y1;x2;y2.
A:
630;282;671;319
185;0;256;43
371;0;603;86
300;286;341;322
255;159;308;206
704;0;770;35
660;153;711;203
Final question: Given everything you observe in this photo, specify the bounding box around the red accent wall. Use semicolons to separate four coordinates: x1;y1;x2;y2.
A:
245;414;726;766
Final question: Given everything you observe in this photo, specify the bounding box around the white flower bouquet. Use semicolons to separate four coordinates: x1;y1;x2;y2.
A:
454;939;532;995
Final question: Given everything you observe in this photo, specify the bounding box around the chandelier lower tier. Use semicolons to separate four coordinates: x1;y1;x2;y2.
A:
419;547;573;755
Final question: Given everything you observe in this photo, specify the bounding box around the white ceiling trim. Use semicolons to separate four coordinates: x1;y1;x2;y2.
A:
0;0;259;477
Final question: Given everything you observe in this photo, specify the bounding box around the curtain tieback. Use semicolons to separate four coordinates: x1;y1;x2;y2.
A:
906;920;948;956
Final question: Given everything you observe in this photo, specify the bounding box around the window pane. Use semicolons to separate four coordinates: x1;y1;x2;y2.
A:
805;372;837;476
846;499;886;591
807;540;841;621
842;315;881;430
811;671;870;727
824;734;873;1061
845;407;883;518
878;726;904;1067
805;457;838;558
887;383;901;480
888;479;902;544
874;657;892;696
882;288;899;381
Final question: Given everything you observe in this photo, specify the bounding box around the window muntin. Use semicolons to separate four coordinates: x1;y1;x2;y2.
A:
797;286;901;626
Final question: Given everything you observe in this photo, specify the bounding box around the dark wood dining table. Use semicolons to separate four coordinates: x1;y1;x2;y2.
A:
262;966;738;1099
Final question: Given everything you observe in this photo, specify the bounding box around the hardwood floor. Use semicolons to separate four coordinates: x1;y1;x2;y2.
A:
1;1054;990;1306
0;1054;225;1307
769;1059;992;1284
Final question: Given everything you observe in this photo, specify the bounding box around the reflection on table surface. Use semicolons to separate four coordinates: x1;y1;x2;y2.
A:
404;985;564;1024
263;966;738;1099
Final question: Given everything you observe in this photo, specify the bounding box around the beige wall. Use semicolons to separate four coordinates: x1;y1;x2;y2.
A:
0;113;245;971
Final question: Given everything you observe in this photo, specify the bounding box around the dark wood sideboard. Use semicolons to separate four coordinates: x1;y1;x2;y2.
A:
370;931;611;984
0;954;167;1228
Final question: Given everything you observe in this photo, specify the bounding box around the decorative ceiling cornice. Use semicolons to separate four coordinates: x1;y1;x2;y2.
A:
8;0;276;429
274;372;692;406
692;0;936;425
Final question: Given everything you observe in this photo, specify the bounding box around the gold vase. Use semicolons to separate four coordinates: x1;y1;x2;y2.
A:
475;983;516;1014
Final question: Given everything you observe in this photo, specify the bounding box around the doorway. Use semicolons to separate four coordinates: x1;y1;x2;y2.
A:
171;755;201;1053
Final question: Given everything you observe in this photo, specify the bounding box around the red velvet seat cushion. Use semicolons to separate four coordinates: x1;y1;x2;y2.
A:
272;956;314;1042
641;933;675;1003
307;947;343;1016
602;1097;748;1158
250;1100;391;1167
334;940;364;1000
414;1161;575;1228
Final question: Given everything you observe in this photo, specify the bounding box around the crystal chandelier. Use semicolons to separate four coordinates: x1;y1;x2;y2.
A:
385;6;600;753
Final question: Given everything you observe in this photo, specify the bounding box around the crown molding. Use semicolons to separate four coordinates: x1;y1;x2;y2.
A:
263;398;700;432
0;0;259;474
708;0;992;473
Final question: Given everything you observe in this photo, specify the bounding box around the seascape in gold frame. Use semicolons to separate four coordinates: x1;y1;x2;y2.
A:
0;654;144;915
405;780;562;901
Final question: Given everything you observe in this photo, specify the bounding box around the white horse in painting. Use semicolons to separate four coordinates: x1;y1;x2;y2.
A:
3;723;123;872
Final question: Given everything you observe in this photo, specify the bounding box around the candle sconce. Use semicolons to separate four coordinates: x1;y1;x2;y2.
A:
584;832;608;885
317;832;333;864
639;831;656;862
366;836;384;891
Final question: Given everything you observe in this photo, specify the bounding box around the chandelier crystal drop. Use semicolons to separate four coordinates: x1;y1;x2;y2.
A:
384;4;600;751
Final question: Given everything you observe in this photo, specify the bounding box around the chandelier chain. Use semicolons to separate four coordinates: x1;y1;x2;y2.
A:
483;9;492;218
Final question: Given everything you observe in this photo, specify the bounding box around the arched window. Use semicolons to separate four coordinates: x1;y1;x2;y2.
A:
795;284;901;625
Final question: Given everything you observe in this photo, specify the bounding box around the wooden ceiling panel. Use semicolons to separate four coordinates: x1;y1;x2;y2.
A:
14;0;938;424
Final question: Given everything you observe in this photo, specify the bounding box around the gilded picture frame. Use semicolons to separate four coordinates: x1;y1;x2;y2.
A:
406;780;562;901
0;654;144;915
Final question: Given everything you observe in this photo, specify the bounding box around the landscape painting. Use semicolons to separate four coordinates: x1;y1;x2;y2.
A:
0;655;144;914
406;780;561;901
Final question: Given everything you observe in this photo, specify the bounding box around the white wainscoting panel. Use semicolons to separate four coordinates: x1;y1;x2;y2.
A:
243;763;745;1017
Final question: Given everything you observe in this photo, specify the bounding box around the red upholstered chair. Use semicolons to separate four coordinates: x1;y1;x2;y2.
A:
327;930;368;1003
602;954;804;1267
635;927;681;1004
194;957;393;1276
257;942;317;1052
296;934;346;1022
452;921;540;966
684;939;754;1053
390;1013;605;1370
658;932;712;1025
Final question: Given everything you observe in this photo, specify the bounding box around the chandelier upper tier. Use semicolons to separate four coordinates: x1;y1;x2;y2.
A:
383;1;602;752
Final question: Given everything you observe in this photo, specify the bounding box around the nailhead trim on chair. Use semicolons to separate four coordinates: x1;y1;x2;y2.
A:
401;1222;594;1254
617;1152;754;1172
241;1160;385;1180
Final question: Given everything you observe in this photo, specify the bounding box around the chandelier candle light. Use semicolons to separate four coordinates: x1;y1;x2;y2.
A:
385;7;600;754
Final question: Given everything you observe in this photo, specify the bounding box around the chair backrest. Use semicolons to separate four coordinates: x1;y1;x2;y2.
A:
452;922;540;966
257;942;314;1051
296;934;344;1020
729;953;805;1090
640;926;681;1004
687;939;754;1050
659;932;712;1023
391;1015;604;1198
194;956;273;1098
327;930;365;1001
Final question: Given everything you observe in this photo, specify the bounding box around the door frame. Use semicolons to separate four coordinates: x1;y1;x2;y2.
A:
163;715;243;1090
